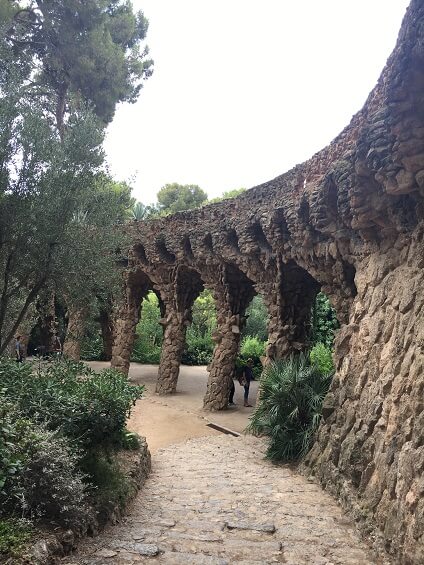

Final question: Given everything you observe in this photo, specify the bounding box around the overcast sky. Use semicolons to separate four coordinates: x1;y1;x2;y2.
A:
104;0;410;204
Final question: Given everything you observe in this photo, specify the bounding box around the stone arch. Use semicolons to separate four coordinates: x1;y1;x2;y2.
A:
200;261;256;411
111;269;154;374
155;265;204;394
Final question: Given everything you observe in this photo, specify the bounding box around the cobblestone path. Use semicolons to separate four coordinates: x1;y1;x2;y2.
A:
64;435;377;565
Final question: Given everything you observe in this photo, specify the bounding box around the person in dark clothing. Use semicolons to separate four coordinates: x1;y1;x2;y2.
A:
15;335;24;363
238;358;254;407
228;377;236;405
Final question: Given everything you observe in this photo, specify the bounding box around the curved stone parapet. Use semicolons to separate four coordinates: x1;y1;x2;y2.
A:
111;2;424;560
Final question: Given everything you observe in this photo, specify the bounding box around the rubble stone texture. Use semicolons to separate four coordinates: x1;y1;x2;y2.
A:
62;435;375;565
108;1;424;560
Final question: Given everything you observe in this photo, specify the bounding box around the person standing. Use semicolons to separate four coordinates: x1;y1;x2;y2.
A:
15;335;24;363
239;358;254;407
228;374;236;406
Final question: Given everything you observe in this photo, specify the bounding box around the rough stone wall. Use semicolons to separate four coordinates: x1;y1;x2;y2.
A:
110;2;424;559
305;227;424;564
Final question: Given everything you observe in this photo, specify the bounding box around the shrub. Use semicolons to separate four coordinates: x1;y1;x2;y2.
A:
0;398;26;500
82;453;135;522
0;401;91;529
121;429;142;450
311;292;339;348
182;331;214;365
80;333;103;361
0;358;143;452
248;354;332;462
131;293;163;364
310;343;334;376
0;519;33;558
240;335;266;361
131;340;161;364
242;296;269;341
13;427;92;528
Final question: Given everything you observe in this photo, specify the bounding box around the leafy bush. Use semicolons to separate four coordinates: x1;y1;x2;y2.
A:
0;398;26;499
242;296;269;341
0;401;91;529
311;292;339;348
240;335;266;361
13;428;91;527
248;354;332;462
182;331;214;365
80;333;103;361
132;293;163;364
132;340;162;364
121;430;142;451
235;336;266;380
310;343;334;376
0;519;33;558
82;453;135;521
0;358;143;452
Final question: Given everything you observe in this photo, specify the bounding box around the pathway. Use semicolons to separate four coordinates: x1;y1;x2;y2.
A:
62;363;377;564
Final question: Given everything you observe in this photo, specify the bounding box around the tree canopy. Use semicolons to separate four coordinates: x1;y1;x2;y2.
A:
208;188;246;204
0;1;147;352
2;0;153;135
156;183;208;214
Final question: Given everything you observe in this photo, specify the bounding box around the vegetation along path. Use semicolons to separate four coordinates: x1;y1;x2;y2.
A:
63;433;376;564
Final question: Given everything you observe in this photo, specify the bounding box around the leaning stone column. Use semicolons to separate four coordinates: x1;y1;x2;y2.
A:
203;312;243;411
156;267;203;395
110;291;141;375
155;307;189;395
202;263;255;411
63;306;87;360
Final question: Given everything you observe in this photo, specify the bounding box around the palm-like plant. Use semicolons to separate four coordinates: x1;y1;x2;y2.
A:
247;353;333;462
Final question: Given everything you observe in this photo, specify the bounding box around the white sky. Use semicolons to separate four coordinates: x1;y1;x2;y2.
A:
104;0;410;204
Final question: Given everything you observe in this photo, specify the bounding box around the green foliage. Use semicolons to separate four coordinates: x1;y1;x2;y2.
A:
182;331;214;365
311;293;339;348
208;188;246;204
82;453;135;520
131;201;161;221
242;296;269;341
0;356;145;543
0;519;33;558
131;290;217;366
157;183;208;214
121;430;141;451
248;354;333;462
0;52;130;352
310;343;334;376
190;290;217;336
0;358;143;452
80;333;104;361
132;293;163;364
236;335;266;379
182;290;216;365
4;0;153;127
0;400;91;528
240;336;266;360
0;397;25;496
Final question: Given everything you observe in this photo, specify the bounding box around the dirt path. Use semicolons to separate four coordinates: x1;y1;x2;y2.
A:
89;363;258;450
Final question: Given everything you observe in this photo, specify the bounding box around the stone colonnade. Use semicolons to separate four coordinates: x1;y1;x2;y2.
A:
108;2;424;560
